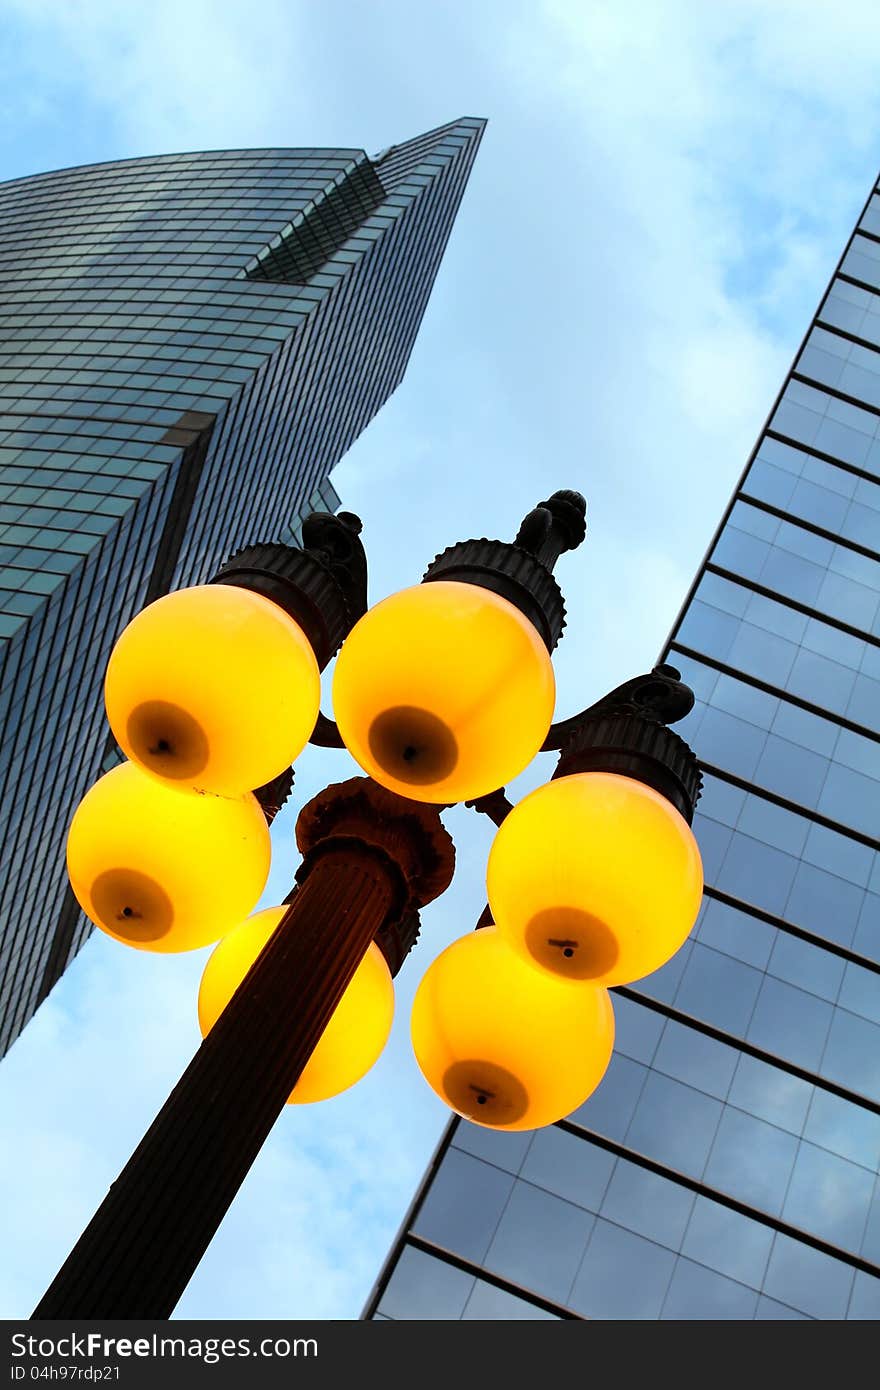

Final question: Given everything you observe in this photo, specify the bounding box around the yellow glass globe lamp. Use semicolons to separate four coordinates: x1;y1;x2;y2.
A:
66;761;271;952
410;927;614;1130
198;906;394;1103
332;580;555;804
487;771;704;988
105;584;321;796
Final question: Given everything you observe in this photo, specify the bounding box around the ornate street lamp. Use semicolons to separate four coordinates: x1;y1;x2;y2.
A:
34;493;703;1319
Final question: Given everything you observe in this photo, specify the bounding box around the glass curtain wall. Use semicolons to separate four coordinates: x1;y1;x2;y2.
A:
0;119;485;1057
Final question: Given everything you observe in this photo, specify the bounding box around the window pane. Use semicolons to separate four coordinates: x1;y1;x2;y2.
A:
728;1052;813;1136
612;994;665;1064
376;1246;474;1320
803;1088;880;1169
820;1008;880;1100
600;1156;696;1248
653;1018;738;1099
681;1194;774;1287
569;1052;647;1141
763;1234;854;1319
673;943;763;1036
746;976;833;1072
754;1295;811;1320
483;1181;594;1305
519;1127;615;1212
703;1107;798;1215
452;1121;531;1174
661;1256;758;1320
848;1272;880;1320
569;1219;675;1320
625;1071;723;1178
462;1280;559;1320
413;1149;515;1264
781;1142;874;1251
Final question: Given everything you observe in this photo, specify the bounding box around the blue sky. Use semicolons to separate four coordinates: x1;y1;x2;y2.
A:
2;0;880;1320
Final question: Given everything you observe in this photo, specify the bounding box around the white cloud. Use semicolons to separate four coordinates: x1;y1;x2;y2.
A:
1;0;312;156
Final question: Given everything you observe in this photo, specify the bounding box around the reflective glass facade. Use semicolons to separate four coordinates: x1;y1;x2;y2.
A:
367;174;880;1322
0;119;485;1058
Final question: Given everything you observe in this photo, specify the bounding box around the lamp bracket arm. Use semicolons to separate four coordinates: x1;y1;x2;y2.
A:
309;710;346;749
464;787;514;827
541;663;694;751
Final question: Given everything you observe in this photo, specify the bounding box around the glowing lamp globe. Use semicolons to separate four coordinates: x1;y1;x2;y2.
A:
66;762;271;952
332;580;555;804
487;771;704;987
105;584;321;796
198;906;394;1103
410;927;614;1130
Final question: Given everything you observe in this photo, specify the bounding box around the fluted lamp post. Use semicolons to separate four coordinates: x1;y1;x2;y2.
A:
34;493;704;1320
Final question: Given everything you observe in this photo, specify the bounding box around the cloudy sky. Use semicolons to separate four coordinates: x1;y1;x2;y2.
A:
2;0;880;1321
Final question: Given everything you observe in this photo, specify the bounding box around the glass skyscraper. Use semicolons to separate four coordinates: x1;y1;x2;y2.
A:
367;172;880;1322
0;117;485;1060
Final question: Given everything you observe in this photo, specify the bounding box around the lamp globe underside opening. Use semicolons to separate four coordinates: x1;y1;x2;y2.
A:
66;762;271;952
332;580;556;804
410;927;614;1131
487;771;704;988
198;906;394;1103
104;584;321;798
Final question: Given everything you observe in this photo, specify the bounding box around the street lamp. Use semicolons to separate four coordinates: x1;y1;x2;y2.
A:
34;493;703;1319
198;904;395;1105
104;581;321;797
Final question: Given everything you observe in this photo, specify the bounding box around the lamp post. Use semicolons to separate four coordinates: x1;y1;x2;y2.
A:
33;491;703;1319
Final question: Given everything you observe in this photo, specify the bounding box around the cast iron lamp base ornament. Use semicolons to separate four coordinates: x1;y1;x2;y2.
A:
34;491;703;1319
